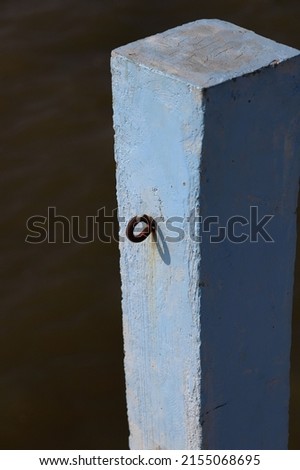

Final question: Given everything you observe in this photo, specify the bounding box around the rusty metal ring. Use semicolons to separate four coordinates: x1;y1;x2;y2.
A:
126;214;156;243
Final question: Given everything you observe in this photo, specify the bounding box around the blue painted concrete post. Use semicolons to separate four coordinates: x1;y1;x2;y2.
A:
111;20;300;449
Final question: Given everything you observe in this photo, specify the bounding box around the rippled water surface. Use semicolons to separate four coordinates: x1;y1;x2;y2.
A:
0;0;299;449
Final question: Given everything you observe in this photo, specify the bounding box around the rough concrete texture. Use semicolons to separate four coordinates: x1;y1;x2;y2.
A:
111;19;300;449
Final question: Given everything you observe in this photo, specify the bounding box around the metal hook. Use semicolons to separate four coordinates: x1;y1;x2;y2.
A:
126;214;156;243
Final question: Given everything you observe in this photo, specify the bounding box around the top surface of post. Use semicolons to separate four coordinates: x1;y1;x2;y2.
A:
112;19;299;88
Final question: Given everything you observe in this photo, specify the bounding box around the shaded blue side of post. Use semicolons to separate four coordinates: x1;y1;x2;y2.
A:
199;56;300;449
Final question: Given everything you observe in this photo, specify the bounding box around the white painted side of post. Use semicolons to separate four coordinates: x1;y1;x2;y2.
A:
112;62;203;450
111;19;300;449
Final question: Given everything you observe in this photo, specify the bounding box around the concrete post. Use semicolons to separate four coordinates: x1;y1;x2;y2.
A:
111;19;300;449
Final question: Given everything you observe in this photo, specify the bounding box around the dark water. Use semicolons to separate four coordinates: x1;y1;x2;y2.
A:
0;0;299;449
